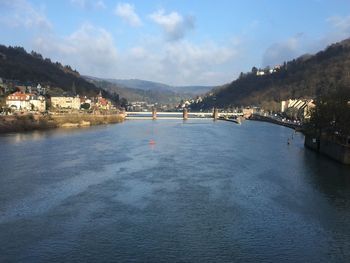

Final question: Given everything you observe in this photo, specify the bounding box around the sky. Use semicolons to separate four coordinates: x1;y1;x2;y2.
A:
1;0;350;86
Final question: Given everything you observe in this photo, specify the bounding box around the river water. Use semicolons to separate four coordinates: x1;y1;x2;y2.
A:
0;120;350;262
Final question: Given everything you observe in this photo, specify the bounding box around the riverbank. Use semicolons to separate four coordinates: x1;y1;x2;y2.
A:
249;114;302;130
249;114;350;165
305;134;350;165
0;113;125;133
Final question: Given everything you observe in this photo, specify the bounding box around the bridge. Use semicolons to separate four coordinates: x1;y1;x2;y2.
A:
125;108;244;120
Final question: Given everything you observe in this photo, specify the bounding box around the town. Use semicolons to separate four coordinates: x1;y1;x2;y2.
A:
0;77;117;114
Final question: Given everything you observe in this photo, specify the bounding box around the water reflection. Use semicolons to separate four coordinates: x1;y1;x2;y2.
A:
0;125;109;144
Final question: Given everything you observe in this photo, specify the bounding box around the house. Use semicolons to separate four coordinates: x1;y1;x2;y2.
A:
6;92;32;110
30;95;46;112
5;92;46;112
242;108;254;118
281;99;315;119
51;96;81;110
97;97;110;110
36;84;46;95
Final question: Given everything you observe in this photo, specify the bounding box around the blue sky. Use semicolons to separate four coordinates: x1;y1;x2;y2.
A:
1;0;350;85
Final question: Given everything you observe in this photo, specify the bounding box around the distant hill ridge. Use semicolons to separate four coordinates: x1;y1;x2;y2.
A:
193;38;350;110
84;76;213;105
93;77;213;95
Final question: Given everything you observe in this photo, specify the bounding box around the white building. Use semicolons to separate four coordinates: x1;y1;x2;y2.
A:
6;92;46;112
281;99;315;119
30;95;46;112
51;96;81;110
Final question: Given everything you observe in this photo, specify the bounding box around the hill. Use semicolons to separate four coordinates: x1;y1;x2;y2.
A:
100;78;212;95
0;45;106;98
84;77;212;105
193;38;350;111
85;77;185;105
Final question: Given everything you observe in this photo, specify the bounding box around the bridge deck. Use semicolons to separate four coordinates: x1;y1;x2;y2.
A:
126;112;243;116
125;117;213;120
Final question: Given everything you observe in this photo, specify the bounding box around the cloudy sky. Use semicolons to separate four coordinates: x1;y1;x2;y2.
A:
1;0;350;86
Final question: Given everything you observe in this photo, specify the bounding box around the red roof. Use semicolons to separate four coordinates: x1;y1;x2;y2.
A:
7;92;34;101
99;98;108;106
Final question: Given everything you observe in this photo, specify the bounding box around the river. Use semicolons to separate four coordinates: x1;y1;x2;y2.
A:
0;120;350;262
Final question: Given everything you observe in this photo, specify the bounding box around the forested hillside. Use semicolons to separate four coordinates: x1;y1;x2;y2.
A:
193;38;350;110
0;45;103;97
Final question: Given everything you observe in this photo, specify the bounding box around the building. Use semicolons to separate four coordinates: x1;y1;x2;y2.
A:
51;96;81;110
6;92;32;110
6;92;46;112
242;108;254;118
95;91;113;110
30;95;46;112
96;97;111;110
281;99;315;119
36;84;46;95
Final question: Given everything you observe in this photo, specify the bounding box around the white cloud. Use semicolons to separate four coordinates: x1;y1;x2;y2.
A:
70;0;106;10
115;3;142;27
158;41;238;83
0;0;241;85
262;15;350;67
0;0;51;30
114;38;241;85
262;35;303;66
149;9;195;41
325;15;350;44
34;24;118;77
327;15;350;33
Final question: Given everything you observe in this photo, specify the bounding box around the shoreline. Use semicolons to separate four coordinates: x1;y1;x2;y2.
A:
0;113;125;134
249;114;302;130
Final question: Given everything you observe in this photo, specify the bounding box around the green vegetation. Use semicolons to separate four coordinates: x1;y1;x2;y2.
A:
193;38;350;111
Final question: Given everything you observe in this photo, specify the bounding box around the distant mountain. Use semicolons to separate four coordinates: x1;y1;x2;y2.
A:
0;45;105;98
84;77;213;105
106;79;170;92
99;78;213;95
84;76;186;105
193;38;350;111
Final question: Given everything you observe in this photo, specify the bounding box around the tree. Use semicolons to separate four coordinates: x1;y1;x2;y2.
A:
80;103;90;110
120;98;128;109
307;86;350;140
251;66;258;75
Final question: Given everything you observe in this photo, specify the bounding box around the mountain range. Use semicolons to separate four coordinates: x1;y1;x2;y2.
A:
84;77;212;105
102;78;212;95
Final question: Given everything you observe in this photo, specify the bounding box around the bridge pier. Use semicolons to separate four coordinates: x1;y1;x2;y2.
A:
152;108;157;120
183;108;188;120
213;108;219;120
